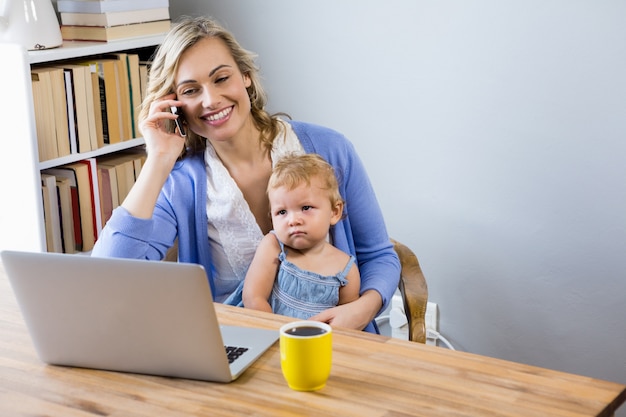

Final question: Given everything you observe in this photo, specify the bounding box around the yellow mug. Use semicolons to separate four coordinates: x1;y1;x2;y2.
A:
279;321;332;391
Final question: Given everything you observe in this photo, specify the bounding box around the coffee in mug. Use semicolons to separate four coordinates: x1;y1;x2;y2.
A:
279;321;332;391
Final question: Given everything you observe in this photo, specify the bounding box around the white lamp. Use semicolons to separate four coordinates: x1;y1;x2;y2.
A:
0;0;63;50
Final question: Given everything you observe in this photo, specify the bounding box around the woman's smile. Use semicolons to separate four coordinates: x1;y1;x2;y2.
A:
202;106;233;125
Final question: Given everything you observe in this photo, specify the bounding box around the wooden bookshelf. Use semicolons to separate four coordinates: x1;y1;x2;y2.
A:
0;35;163;253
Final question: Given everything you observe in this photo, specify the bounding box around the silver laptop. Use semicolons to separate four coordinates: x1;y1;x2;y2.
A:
0;250;278;382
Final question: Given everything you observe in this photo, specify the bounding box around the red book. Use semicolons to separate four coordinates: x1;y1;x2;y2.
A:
69;185;83;251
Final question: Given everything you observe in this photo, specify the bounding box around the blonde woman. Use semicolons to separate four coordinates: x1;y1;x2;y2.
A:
92;16;399;333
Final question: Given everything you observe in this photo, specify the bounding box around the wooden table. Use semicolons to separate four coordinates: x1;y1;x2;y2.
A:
1;263;624;417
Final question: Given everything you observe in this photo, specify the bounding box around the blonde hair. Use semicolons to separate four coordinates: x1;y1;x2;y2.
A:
269;154;343;208
139;16;284;157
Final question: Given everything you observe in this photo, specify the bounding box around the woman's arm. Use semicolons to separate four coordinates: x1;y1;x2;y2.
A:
123;94;186;219
92;95;187;260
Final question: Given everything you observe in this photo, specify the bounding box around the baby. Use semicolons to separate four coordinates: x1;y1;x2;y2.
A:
242;153;361;319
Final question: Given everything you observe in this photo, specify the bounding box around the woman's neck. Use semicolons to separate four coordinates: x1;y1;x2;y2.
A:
208;119;265;169
208;121;274;234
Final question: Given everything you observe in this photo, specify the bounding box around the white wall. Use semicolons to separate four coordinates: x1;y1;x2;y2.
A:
172;0;626;409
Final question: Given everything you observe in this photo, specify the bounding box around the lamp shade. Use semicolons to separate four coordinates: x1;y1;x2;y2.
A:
0;0;63;50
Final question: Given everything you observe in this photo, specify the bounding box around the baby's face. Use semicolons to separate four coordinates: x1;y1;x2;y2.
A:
268;178;340;251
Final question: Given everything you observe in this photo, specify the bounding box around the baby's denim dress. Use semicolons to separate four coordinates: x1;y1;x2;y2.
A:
270;236;355;320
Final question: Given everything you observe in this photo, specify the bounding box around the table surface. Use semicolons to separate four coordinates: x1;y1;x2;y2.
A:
1;263;624;417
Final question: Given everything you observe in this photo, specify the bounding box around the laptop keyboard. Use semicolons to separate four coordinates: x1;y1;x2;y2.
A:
225;345;249;364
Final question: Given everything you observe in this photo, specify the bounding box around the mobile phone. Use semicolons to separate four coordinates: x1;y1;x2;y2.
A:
170;106;187;137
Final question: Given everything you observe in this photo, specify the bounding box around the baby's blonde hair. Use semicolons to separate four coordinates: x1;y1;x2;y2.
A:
269;153;343;207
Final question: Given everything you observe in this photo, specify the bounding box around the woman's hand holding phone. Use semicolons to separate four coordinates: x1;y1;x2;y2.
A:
170;106;186;137
138;94;188;172
123;95;187;219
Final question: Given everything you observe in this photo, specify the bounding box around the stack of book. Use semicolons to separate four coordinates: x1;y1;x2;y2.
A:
31;52;150;161
58;0;171;42
42;150;147;253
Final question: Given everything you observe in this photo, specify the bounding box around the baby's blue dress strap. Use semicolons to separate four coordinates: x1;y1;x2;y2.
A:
338;255;356;285
270;231;288;262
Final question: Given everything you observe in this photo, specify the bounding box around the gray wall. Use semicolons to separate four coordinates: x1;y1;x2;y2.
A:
172;0;626;409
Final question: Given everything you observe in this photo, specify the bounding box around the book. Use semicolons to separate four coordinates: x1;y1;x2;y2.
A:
126;54;142;138
41;174;63;253
62;68;79;154
47;67;72;158
41;179;55;252
45;67;71;158
97;150;145;204
57;0;170;14
138;60;150;102
78;61;106;148
31;67;71;159
117;148;147;178
45;169;83;251
102;53;132;140
57;64;99;153
79;158;103;239
103;53;142;138
97;154;135;204
97;161;119;226
61;19;171;42
60;7;170;27
44;163;96;252
31;70;59;161
92;58;123;144
56;176;77;253
67;162;96;251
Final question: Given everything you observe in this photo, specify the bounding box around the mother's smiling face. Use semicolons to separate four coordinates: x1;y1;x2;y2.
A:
173;37;254;144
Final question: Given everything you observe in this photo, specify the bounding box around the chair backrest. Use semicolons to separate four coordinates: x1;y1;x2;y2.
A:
391;239;429;343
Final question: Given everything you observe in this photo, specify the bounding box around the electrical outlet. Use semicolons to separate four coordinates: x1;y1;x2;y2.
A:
425;302;438;346
388;294;440;346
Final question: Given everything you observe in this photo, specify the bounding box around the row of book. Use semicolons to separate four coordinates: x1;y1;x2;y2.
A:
58;0;171;42
41;149;146;253
32;53;149;162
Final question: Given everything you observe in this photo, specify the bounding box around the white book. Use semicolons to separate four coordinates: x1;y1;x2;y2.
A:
62;70;78;154
41;174;63;253
57;0;169;14
55;176;76;253
60;7;170;27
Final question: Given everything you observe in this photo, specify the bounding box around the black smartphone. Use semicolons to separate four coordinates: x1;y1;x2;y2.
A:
170;106;186;137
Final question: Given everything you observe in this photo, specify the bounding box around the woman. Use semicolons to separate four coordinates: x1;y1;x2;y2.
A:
92;16;399;333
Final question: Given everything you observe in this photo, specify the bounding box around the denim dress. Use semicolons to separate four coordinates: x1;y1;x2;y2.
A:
270;236;355;320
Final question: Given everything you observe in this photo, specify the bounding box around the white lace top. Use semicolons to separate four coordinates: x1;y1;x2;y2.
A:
205;119;304;301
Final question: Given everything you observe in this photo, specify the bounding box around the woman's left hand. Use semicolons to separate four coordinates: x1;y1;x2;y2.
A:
309;290;382;330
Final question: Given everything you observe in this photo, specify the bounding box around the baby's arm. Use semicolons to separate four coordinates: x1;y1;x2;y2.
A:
242;234;281;313
338;261;361;305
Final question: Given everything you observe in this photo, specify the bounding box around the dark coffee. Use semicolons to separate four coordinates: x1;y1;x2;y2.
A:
285;326;327;337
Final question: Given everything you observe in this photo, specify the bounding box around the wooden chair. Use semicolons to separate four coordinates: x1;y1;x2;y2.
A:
391;238;429;343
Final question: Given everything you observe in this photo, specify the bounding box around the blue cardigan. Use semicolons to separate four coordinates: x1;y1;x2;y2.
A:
92;121;400;332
